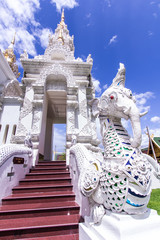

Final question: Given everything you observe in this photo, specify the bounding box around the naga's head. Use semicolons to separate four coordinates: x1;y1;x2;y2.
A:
92;63;147;148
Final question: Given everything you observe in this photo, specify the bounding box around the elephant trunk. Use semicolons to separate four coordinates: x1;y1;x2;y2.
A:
129;106;142;148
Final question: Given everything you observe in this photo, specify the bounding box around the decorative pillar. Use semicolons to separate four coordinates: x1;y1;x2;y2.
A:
32;102;42;135
66;88;78;165
31;84;44;148
15;82;34;143
77;83;88;133
44;117;53;160
76;80;92;146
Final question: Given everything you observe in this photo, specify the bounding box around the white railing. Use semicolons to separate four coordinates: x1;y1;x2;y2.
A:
69;145;91;219
0;144;33;203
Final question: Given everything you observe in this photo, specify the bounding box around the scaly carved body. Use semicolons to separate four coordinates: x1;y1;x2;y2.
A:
70;63;160;223
100;117;151;214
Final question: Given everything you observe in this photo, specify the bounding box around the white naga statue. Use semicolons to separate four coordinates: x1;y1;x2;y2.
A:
70;63;160;223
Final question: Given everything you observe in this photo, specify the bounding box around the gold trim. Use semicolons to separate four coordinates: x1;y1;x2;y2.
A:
84;187;93;191
93;162;99;171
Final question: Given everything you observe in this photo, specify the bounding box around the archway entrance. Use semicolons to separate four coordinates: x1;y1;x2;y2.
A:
52;124;66;160
41;74;67;160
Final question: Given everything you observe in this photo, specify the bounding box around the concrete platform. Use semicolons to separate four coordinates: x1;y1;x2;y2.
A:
79;209;160;240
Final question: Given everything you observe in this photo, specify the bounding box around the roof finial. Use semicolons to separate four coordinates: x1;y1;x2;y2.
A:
9;31;16;49
58;28;64;44
11;31;16;45
60;8;65;26
3;32;20;78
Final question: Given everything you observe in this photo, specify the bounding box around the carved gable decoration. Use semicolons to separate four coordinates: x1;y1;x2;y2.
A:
3;80;23;98
39;64;75;87
44;44;74;61
46;75;67;91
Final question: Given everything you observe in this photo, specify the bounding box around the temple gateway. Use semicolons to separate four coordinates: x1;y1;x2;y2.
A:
0;10;100;165
0;10;160;240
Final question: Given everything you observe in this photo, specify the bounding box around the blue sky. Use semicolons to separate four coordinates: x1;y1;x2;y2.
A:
1;0;160;152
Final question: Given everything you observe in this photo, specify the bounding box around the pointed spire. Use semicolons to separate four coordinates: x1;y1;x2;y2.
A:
3;32;20;78
45;8;75;56
11;31;16;45
58;28;64;44
8;31;16;50
57;9;65;44
60;8;65;26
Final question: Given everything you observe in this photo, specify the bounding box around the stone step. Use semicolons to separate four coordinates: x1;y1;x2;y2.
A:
36;163;66;167
0;200;78;211
13;184;73;194
38;160;66;164
18;233;79;240
25;172;70;179
2;191;75;205
0;201;79;219
37;161;66;166
30;168;68;173
19;177;71;186
0;159;80;239
34;165;68;169
0;214;79;239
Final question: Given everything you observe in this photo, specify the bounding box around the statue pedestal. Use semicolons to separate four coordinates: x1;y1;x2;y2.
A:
79;209;160;240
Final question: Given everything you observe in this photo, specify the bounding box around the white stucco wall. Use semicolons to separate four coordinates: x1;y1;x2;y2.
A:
0;102;21;145
44;117;53;160
39;94;48;155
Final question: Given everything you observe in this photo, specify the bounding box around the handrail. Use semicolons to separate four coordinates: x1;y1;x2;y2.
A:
0;144;32;167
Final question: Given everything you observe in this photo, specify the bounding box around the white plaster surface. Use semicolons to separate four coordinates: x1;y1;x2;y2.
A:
0;104;20;144
39;95;48;155
0;152;32;202
79;209;160;240
21;112;33;132
44;118;53;160
26;87;34;99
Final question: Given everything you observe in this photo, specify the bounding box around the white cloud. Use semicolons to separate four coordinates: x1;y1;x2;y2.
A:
16;29;37;56
50;0;78;12
0;0;40;56
135;92;154;100
141;131;149;149
0;26;37;56
141;127;160;148
86;13;91;18
122;119;130;129
153;12;158;18
151;116;160;123
16;58;22;69
148;31;153;36
53;125;66;152
5;0;40;26
106;0;111;7
108;35;117;45
0;0;60;57
134;91;154;113
122;91;155;149
86;13;92;27
92;77;101;95
103;84;108;90
35;28;53;49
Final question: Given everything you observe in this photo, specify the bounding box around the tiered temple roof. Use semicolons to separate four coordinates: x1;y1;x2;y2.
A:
147;135;160;162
